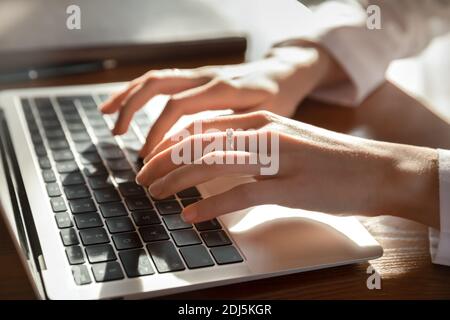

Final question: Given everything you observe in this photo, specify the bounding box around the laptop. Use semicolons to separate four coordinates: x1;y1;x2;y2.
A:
0;83;383;299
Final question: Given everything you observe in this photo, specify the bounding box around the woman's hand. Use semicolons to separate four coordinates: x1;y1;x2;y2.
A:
136;111;440;229
100;43;340;157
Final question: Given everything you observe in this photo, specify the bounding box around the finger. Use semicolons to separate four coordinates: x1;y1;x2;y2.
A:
112;73;211;135
137;130;260;186
149;152;264;199
100;74;147;114
143;111;269;163
139;79;268;157
181;180;275;223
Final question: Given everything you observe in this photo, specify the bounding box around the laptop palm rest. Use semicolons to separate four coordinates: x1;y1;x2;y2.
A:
199;177;383;275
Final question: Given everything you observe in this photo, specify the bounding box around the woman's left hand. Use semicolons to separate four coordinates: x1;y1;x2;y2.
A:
136;111;440;229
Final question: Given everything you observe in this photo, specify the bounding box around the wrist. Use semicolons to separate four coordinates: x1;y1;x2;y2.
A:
269;39;348;91
379;143;440;228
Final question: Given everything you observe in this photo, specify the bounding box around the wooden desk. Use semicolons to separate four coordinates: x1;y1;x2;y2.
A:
1;55;450;299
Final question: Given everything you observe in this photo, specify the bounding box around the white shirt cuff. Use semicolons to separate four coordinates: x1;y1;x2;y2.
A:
300;1;388;107
429;149;450;266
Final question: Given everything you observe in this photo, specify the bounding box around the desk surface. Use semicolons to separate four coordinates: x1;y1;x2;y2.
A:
1;55;450;299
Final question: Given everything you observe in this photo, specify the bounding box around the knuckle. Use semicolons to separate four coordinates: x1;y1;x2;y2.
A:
253;110;274;123
212;77;234;91
194;66;217;78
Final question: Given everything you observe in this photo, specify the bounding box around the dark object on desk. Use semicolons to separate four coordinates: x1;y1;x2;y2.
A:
0;61;116;84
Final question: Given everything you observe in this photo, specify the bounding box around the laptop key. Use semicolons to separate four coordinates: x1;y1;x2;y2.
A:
79;228;109;246
83;163;108;177
131;210;160;226
51;197;67;212
89;117;108;128
48;139;69;150
60;228;79;246
93;127;112;138
163;214;192;231
74;212;103;229
56;160;79;174
118;182;146;197
125;197;152;211
85;244;116;263
34;144;47;157
179;245;214;269
52;149;74;162
92;262;124;282
45;128;65;139
147;241;185;273
66;122;86;132
155;200;182;215
42;169;57;183
38;110;57;120
120;129;139;142
46;183;62;197
105;217;135;234
181;198;201;207
66;246;85;265
41;119;61;130
139;225;169;242
39;157;52;169
93;187;121;203
201;230;232;247
177;187;201;199
98;145;124;160
107;159;132;172
195;219;221;231
74;142;96;154
88;175;113;189
99;202;128;218
79;151;102;165
119;249;154;277
98;94;110;102
171;229;202;247
64;185;91;200
112;170;135;184
31;134;43;145
55;212;73;228
63;113;82;122
69;198;96;214
72;265;92;285
210;246;243;265
60;171;85;186
70;131;91;143
112;232;142;250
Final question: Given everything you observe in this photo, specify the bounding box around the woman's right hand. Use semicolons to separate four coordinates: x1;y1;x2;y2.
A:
135;111;440;229
100;43;341;158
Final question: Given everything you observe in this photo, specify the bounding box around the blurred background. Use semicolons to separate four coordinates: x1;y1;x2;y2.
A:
0;0;448;119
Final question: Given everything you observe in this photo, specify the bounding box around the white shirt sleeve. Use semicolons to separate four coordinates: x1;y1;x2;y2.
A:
429;149;450;266
304;0;450;107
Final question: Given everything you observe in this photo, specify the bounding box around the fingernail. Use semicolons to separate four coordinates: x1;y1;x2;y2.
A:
135;175;142;186
148;178;163;197
182;208;197;222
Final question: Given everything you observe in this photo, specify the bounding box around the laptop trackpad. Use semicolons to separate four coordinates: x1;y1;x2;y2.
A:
199;177;382;275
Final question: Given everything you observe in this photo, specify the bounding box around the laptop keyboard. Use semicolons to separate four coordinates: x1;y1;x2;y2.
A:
20;94;243;286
